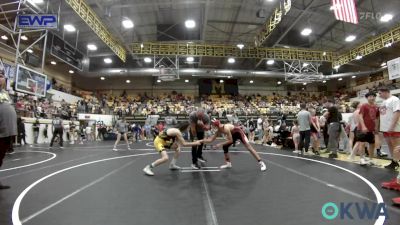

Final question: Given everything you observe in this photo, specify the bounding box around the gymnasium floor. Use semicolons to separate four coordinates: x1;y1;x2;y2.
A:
1;141;399;225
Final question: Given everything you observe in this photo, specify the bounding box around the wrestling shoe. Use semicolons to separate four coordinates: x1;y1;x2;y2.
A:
259;161;266;171
169;164;181;170
220;162;232;169
143;165;154;176
382;179;400;192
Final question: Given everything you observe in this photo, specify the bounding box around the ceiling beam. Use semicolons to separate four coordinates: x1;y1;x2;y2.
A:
208;20;263;26
109;0;253;10
272;0;316;48
254;0;292;47
226;0;244;44
64;0;126;62
92;2;146;66
333;23;400;68
199;0;210;67
221;0;245;68
254;0;314;69
130;42;333;62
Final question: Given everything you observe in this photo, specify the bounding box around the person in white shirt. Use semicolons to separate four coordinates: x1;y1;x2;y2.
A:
256;117;263;141
348;101;361;161
378;87;400;170
297;103;312;155
379;87;400;204
113;117;131;151
262;118;270;146
85;125;92;142
319;109;328;149
64;122;70;143
291;121;300;153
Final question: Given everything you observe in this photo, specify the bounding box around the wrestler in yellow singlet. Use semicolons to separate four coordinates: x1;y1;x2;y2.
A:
143;122;203;176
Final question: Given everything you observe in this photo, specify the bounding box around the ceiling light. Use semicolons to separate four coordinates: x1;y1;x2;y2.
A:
20;35;28;40
50;61;56;65
63;24;76;32
104;58;112;64
385;42;393;47
301;28;312;36
338;78;343;81
220;80;224;83
1;35;8;40
140;43;144;48
122;18;134;29
380;14;393;23
323;51;326;56
87;44;97;51
237;43;244;49
277;81;282;85
303;62;309;67
144;57;152;63
334;65;340;70
157;79;161;83
351;75;356;78
185;79;189;83
250;80;254;84
29;0;44;3
355;55;363;60
322;80;326;83
27;49;33;53
145;68;159;73
345;35;356;42
126;80;131;83
186;56;194;62
303;82;307;85
283;45;290;49
267;59;275;65
100;77;105;80
381;62;387;67
69;70;74;74
218;70;233;74
185;20;196;28
227;76;232;79
228;58;235;64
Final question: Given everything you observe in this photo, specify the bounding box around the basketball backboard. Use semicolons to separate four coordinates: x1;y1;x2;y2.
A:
15;64;47;97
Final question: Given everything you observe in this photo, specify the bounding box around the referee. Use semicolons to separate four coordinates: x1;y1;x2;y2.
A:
189;109;211;169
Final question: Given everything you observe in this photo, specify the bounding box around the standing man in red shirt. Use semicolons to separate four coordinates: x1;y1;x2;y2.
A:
356;92;379;166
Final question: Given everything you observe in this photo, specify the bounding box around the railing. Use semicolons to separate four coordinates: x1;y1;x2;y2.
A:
123;114;298;125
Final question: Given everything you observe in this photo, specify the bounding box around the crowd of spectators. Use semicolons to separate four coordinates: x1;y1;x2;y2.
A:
12;89;359;120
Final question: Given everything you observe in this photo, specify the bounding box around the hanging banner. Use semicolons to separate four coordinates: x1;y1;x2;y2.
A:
17;14;58;29
388;57;400;80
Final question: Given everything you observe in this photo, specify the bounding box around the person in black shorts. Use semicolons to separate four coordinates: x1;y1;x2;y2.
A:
189;109;211;169
50;115;64;149
32;119;40;145
356;92;379;166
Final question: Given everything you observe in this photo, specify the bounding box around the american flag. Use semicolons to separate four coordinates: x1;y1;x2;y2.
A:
331;0;359;24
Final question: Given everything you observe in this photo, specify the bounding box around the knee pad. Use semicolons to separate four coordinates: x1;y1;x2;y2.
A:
223;145;229;153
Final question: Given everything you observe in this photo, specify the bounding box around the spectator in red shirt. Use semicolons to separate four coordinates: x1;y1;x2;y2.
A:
356;92;379;166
